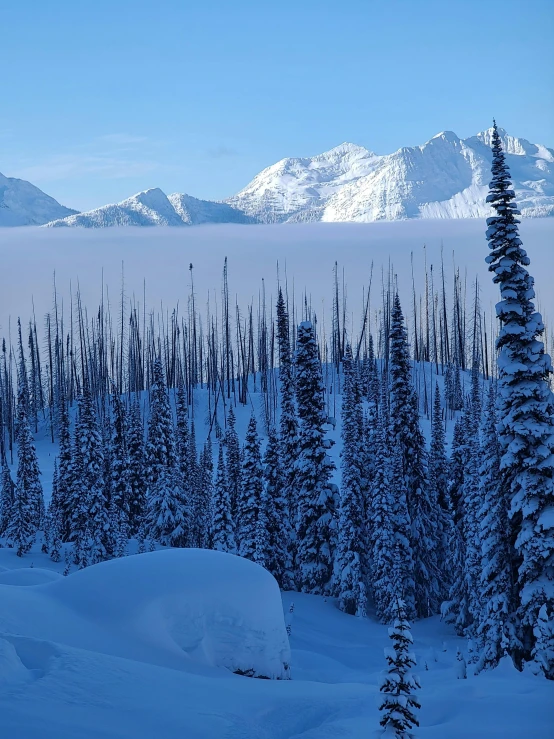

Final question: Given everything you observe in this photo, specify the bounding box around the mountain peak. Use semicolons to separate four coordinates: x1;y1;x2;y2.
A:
318;142;374;158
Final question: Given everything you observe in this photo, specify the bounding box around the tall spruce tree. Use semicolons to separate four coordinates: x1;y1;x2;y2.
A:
211;444;235;553
237;415;264;562
476;383;514;671
337;345;367;616
0;459;14;535
263;427;294;588
127;397;146;535
389;295;443;616
276;289;300;532
448;414;466;522
486;122;554;668
429;384;449;510
46;460;63;563
6;403;42;555
145;357;175;490
56;396;73;541
295;321;337;595
109;391;132;552
196;441;214;549
370;410;399;623
224;407;241;518
75;385;109;565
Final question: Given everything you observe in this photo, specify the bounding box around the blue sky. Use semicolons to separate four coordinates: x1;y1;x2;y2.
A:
2;0;552;211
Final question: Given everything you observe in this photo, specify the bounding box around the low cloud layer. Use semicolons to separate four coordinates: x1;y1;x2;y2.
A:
1;220;552;341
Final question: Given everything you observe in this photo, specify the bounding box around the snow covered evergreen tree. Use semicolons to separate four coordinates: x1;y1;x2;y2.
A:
56;396;73;541
370;412;399;623
276;288;300;533
476;383;514;671
295;320;337;595
486;121;554;668
379;599;421;738
443;403;481;635
389;295;443;616
237;415;264;562
109;391;132;553
5;478;35;556
0;459;14;535
195;441;214;549
531;604;554;679
145;357;175;490
8;399;43;552
262;426;294;588
336;345;367;616
71;385;109;566
429;384;449;510
142;465;186;547
45;460;62;562
448;414;466;522
127;397;146;535
211;443;235;553
224;407;241;518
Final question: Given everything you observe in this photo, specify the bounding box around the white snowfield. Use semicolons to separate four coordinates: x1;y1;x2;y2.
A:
40;127;554;227
0;543;552;738
0;549;291;679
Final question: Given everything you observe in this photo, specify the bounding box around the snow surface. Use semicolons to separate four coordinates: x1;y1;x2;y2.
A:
0;545;552;738
40;127;554;227
0;170;76;226
0;549;290;679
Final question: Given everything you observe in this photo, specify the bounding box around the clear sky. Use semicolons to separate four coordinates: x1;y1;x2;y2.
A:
2;0;553;211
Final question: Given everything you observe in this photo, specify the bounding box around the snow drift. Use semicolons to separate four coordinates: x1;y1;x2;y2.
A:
0;549;291;679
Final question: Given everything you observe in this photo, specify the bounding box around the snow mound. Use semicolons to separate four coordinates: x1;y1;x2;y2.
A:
47;549;291;678
0;568;62;586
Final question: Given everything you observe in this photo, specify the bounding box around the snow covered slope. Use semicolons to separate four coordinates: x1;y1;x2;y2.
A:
228;128;554;222
46;189;252;228
46;188;188;228
0;171;76;226
0;547;552;738
167;193;254;225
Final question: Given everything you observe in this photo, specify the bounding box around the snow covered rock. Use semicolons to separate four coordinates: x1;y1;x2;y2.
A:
46;548;291;679
0;171;76;226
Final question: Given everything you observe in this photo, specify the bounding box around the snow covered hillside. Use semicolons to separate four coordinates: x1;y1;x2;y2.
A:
40;127;554;228
0;545;552;738
0;170;76;226
45;189;254;228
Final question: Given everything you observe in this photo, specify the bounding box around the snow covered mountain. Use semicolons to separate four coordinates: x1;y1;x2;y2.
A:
0;170;76;226
18;126;554;228
227;128;554;222
46;188;253;228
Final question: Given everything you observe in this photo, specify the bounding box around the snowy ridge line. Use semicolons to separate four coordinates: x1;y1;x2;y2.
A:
2;125;551;228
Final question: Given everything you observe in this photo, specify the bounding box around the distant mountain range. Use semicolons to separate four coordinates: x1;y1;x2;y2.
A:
2;127;552;228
